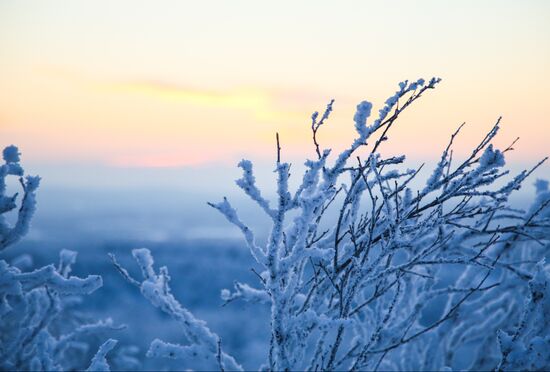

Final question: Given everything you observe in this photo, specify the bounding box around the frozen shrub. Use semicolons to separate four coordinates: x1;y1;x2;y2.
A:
113;79;549;371
109;249;242;371
0;146;121;371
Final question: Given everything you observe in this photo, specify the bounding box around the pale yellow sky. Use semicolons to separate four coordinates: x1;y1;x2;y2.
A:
1;0;549;168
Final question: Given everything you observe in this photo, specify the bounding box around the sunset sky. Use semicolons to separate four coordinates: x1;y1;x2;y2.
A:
1;0;549;171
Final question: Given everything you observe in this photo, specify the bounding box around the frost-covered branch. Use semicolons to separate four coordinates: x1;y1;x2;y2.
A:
0;145;125;371
206;79;549;371
86;339;118;372
0;146;41;251
110;248;243;371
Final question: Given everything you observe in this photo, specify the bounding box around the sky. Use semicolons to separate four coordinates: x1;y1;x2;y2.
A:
0;1;549;242
1;0;549;169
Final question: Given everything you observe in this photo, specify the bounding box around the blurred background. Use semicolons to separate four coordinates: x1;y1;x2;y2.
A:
1;0;549;369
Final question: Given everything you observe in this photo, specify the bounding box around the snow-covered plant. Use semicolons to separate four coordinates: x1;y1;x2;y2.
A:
109;249;242;371
113;78;549;371
0;146;121;371
0;145;40;251
496;260;550;371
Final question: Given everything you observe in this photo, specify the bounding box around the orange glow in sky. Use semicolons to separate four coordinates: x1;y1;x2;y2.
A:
1;1;549;169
